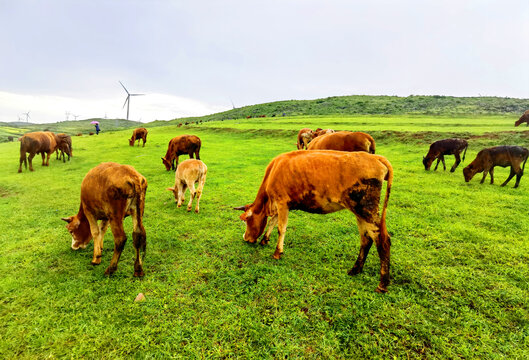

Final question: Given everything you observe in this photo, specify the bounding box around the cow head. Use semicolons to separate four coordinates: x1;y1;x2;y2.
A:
161;157;172;171
129;138;135;146
463;164;479;182
422;156;434;170
234;205;268;243
61;215;92;250
515;114;528;127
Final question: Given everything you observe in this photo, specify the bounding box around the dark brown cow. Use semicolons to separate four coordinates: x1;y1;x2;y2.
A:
18;131;59;173
307;131;376;154
7;136;14;142
61;162;147;276
129;127;148;147
76;133;83;136
161;135;201;171
296;128;314;150
89;132;94;136
514;110;529;127
423;138;468;172
56;133;73;162
463;146;529;188
235;150;393;292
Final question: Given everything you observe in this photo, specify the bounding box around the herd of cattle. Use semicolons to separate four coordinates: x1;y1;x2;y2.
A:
13;111;529;292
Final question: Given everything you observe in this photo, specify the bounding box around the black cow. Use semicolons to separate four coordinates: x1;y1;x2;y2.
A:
423;138;468;172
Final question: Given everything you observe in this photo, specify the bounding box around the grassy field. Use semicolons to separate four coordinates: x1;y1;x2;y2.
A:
1;116;528;358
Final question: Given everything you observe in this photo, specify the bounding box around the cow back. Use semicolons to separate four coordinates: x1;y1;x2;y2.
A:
20;132;55;154
307;131;375;153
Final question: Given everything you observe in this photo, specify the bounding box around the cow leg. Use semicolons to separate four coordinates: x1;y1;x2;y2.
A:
105;219;127;276
41;152;46;166
186;182;196;212
273;207;289;259
194;176;206;213
450;153;461;172
434;158;440;171
176;183;186;207
28;152;36;171
440;155;446;171
195;150;200;160
348;217;375;276
489;167;495;184
83;213;103;265
131;208;146;277
99;220;109;250
18;151;27;173
480;169;489;184
45;152;51;166
189;151;194;159
174;156;179;170
260;214;278;245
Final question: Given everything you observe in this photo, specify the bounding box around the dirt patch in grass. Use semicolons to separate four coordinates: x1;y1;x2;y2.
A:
0;186;15;198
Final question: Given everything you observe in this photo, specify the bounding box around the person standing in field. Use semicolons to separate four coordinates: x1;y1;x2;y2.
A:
95;123;100;135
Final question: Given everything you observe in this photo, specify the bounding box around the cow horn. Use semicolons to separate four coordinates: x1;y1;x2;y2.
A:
61;217;73;223
233;205;246;210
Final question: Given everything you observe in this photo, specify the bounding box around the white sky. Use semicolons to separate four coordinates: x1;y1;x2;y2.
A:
1;0;528;124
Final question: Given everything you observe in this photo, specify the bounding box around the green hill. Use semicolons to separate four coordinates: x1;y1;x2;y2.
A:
162;95;529;125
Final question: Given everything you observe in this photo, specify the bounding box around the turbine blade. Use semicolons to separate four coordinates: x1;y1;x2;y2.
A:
119;81;129;94
130;93;145;96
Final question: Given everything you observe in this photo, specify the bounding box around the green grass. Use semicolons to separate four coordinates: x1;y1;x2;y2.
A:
1;116;528;358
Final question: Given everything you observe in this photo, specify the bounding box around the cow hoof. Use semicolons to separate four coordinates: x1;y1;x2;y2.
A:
259;237;269;246
187;207;192;212
134;271;144;277
18;169;22;173
375;285;388;293
91;259;101;265
348;267;362;276
272;250;283;259
104;267;116;276
194;209;199;213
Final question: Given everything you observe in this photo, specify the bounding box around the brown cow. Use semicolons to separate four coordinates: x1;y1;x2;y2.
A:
166;159;207;213
307;131;376;154
296;128;314;150
463;146;529;188
235;150;393;292
76;133;83;136
161;135;201;171
423;138;468;172
129;127;148;147
61;162;147;276
18;131;58;173
7;136;14;142
314;128;335;137
514;110;529;127
56;133;73;162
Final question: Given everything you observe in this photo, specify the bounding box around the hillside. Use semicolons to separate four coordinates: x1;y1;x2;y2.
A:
160;95;529;125
0;118;140;142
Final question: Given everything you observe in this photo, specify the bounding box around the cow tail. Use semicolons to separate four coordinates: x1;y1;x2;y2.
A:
130;178;147;260
462;144;468;162
523;152;528;173
378;157;393;245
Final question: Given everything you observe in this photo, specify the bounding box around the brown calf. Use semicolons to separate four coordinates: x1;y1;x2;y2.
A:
61;162;147;276
18;131;58;172
514;110;529;127
423;138;468;172
166;159;207;213
463;146;529;188
296;128;314;150
235;150;393;292
129;127;148;147
56;133;73;162
161;135;201;171
307;131;376;154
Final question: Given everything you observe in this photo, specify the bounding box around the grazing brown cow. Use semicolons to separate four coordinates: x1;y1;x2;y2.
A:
235;150;393;292
166;159;207;213
56;133;73;162
18;131;58;173
423;138;468;172
514;110;529;127
7;136;14;142
61;162;147;276
307;131;376;154
463;146;529;188
161;135;201;171
314;128;335;137
296;128;314;150
129;127;148;147
89;132;94;136
76;133;82;136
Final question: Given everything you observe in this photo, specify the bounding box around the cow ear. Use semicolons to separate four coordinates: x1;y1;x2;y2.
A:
240;213;247;221
166;187;175;192
61;216;73;223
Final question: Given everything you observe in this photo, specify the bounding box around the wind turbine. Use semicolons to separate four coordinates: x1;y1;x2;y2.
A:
23;111;31;123
72;114;80;120
65;111;71;121
119;81;144;120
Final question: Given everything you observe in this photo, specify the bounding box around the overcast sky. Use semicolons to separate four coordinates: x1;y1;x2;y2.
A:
1;0;528;124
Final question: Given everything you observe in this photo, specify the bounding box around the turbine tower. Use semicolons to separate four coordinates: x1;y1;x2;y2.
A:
23;111;31;123
119;81;144;120
72;114;80;120
65;111;71;121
